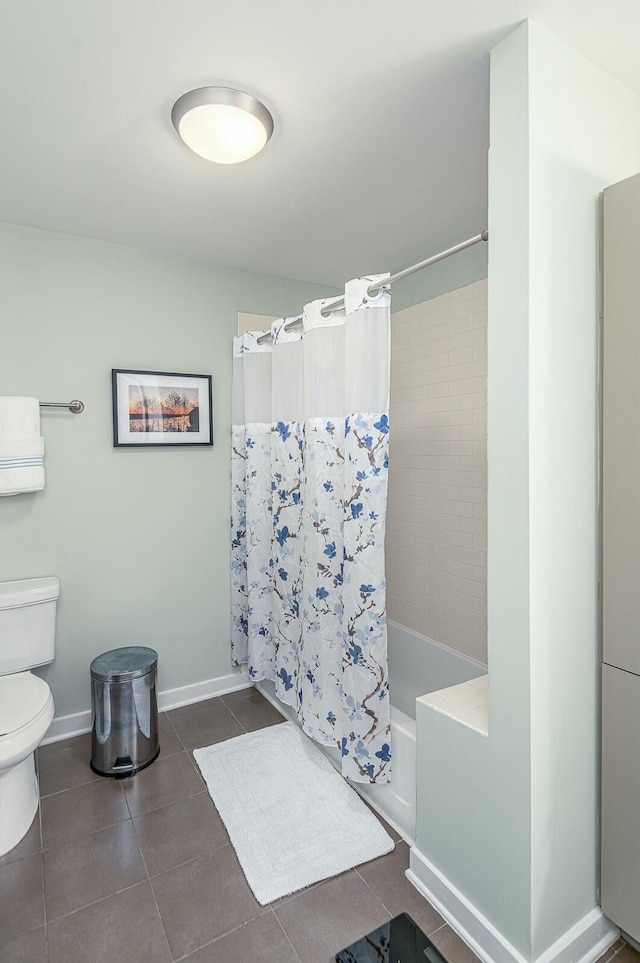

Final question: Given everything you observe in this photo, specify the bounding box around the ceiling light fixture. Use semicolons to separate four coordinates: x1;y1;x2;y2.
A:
171;86;274;165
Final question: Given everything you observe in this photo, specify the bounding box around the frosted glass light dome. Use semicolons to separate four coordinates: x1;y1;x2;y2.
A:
171;87;274;165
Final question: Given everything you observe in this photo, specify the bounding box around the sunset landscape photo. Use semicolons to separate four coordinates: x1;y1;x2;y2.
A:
128;384;200;432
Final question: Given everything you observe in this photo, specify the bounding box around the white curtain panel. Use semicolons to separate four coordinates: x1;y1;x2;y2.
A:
231;276;391;783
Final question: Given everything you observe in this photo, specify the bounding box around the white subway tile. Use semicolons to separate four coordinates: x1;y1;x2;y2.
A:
460;328;485;348
447;588;480;613
473;629;488;651
434;542;462;561
473;408;487;425
449;347;474;366
388;285;487;662
460;456;486;472
448;283;478;305
449;314;473;336
449;410;474;426
459;577;487;600
466;518;487;536
447;618;476;644
444;436;468;456
473;344;488;362
472;312;487;329
461;548;486;567
449;559;475;580
450;531;474;549
428;611;449;633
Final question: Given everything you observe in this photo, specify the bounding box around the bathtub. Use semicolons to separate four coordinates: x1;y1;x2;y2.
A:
257;619;486;843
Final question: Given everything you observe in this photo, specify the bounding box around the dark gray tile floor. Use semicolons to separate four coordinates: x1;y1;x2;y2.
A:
597;940;640;963
0;685;578;963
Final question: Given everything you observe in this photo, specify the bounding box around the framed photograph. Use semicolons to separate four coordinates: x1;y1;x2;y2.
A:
112;369;213;447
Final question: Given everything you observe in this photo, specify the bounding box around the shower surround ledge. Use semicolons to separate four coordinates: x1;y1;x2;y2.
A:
418;673;488;735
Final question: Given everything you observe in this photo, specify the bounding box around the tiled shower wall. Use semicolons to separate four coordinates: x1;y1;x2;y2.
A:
237;312;278;334
386;280;488;665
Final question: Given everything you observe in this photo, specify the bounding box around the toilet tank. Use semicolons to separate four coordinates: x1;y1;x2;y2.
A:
0;577;60;676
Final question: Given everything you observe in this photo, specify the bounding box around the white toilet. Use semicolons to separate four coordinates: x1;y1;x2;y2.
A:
0;576;59;857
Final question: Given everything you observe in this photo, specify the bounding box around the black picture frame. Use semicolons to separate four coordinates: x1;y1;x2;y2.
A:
112;369;213;447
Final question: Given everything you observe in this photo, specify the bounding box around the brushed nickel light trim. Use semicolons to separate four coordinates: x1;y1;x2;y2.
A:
171;86;274;164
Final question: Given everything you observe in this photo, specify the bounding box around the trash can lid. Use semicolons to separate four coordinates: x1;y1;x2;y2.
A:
90;646;158;683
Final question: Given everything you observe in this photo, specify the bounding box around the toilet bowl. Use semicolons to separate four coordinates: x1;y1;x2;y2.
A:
0;672;54;855
0;577;59;858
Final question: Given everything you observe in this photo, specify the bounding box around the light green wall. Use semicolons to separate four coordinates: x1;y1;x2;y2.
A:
415;20;640;961
390;242;487;312
0;222;337;717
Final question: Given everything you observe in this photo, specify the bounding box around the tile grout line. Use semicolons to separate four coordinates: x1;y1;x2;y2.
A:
122;750;207;815
38;844;48;963
143;842;232;884
271;908;304;963
170;912;280;962
39;775;101;800
126;797;175;963
40;810;131;854
42;782;139;929
224;700;250;731
45;880;151;928
162;710;188;753
352;865;396;925
37;782;50;963
168;695;249;760
39;781;223;944
161;709;180;733
353;852;449;940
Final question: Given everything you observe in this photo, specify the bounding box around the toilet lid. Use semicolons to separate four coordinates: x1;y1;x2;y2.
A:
0;673;51;736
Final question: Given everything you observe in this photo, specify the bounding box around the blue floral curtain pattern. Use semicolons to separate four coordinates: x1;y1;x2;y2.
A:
230;419;248;665
231;332;273;668
231;278;391;783
230;344;248;666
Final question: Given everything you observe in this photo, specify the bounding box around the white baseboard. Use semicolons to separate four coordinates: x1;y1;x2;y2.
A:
408;845;619;963
158;669;250;712
41;668;251;746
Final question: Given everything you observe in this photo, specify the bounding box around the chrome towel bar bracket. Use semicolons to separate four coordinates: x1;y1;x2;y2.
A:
40;400;85;414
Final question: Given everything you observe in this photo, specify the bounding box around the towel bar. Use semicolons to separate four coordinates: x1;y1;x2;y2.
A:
40;400;84;414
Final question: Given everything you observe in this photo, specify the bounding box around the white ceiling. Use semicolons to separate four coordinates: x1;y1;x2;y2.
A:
1;1;638;286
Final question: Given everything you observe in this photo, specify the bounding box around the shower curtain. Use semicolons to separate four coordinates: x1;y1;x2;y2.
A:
231;276;391;783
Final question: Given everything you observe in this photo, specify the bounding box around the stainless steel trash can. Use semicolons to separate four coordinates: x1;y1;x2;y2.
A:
90;646;159;777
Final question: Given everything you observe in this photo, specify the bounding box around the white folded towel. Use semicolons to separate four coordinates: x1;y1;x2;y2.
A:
0;396;41;436
0;397;45;496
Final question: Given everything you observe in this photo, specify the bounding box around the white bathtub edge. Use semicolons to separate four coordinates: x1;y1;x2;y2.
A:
255;681;416;845
356;784;415;848
387;619;487;672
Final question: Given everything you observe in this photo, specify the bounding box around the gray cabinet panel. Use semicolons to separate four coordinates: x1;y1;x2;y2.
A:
601;663;640;939
601;172;640;941
602;173;640;676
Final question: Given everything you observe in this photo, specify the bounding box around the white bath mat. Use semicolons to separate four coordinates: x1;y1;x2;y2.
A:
193;721;394;905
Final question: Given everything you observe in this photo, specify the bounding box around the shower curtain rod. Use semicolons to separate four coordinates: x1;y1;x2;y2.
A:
256;230;488;344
